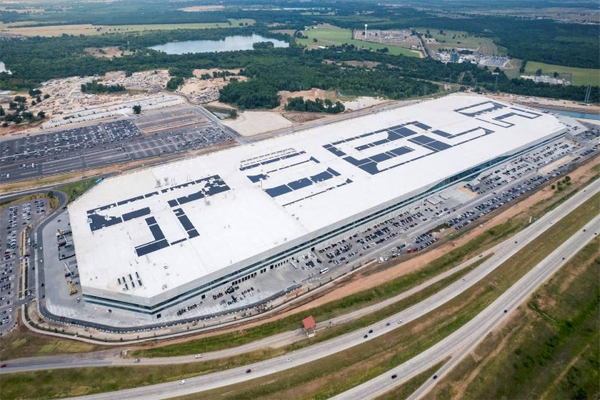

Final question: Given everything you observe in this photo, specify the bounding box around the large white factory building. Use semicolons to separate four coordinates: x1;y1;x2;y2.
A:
69;95;566;314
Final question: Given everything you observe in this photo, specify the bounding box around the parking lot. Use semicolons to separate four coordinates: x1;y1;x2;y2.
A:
305;137;598;269
0;198;48;336
33;129;599;330
0;115;236;183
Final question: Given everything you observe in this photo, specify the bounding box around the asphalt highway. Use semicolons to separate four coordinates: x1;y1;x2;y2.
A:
337;214;600;400
4;179;597;376
17;180;592;400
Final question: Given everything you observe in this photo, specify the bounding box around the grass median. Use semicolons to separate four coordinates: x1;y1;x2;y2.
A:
375;362;446;400
0;258;484;400
424;238;600;400
1;191;596;400
56;178;97;204
131;222;515;359
134;176;592;358
169;192;598;400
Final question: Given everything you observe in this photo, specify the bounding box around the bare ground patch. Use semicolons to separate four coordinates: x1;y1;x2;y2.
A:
84;47;133;59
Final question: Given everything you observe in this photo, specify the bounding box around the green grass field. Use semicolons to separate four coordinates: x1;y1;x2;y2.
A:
427;238;600;400
5;19;255;37
3;190;596;400
524;61;599;86
56;178;97;203
296;27;421;57
416;28;499;56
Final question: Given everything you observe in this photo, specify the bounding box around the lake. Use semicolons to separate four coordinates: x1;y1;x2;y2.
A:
150;34;288;55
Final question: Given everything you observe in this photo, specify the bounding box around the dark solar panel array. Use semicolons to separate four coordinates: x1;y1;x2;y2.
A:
117;195;145;206
264;167;343;198
88;213;122;231
122;207;151;222
136;240;169;257
322;117;492;175
248;173;268;183
84;174;232;257
135;217;169;257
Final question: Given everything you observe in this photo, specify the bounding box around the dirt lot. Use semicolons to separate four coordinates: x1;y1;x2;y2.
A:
179;69;247;103
84;47;133;59
278;87;387;112
282;112;326;123
278;88;337;110
342;96;388;111
221;111;292;136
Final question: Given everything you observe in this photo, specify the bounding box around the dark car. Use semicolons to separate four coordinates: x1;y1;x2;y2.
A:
0;364;7;368
363;335;368;339
433;375;438;380
246;369;252;374
391;374;397;379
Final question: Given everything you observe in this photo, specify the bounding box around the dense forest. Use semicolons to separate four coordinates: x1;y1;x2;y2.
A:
0;31;597;106
1;0;597;68
285;97;345;113
81;81;126;94
0;2;598;106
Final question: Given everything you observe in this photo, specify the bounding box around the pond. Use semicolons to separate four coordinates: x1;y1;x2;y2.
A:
150;34;288;55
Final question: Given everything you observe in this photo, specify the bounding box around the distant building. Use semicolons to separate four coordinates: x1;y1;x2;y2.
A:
449;51;459;63
302;315;316;337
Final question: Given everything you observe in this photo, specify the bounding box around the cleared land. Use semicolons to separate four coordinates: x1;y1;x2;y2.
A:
296;27;421;57
84;46;133;59
221;111;292;136
3;19;255;37
417;28;499;56
523;61;600;86
0;317;99;360
424;238;600;400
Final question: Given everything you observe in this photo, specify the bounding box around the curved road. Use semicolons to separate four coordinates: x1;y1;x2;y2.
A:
2;181;590;400
3;179;598;377
336;214;599;400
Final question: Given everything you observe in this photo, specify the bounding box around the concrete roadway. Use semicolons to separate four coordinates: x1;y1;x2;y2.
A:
336;214;600;400
2;181;590;400
4;178;597;375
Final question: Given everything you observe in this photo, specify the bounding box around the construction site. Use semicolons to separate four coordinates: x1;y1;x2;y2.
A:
352;27;421;51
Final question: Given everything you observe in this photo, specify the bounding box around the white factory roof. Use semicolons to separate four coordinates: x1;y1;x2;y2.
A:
69;95;565;301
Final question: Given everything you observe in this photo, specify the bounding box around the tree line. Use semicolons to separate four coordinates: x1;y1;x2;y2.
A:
81;80;126;94
285;97;345;113
0;26;596;105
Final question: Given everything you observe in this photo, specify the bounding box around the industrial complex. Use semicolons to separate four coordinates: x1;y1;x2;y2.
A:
68;95;566;315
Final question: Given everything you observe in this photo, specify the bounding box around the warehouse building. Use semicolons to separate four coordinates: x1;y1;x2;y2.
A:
69;95;566;314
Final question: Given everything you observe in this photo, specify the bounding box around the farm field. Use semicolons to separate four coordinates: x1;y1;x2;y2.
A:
296;27;421;57
2;19;255;37
524;61;599;86
416;28;500;56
